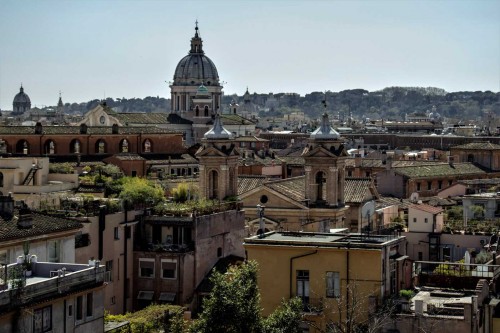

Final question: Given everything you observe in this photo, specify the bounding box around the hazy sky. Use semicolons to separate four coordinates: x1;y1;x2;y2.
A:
0;0;499;110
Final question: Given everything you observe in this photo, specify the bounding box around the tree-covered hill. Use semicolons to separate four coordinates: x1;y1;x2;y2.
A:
51;87;499;122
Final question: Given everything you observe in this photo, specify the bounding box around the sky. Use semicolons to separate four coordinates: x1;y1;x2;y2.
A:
0;0;499;110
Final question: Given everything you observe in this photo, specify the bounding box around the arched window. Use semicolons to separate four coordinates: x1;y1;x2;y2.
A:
44;140;56;155
70;139;81;154
209;170;218;199
195;106;199;117
143;139;152;153
16;140;29;154
204;106;209;117
315;171;325;201
120;139;129;153
95;139;106;154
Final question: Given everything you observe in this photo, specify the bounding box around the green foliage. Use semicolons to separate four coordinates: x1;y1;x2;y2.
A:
97;164;123;177
191;261;262;333
8;264;25;289
105;304;185;333
262;297;303;333
119;177;165;207
446;206;463;221
399;289;415;300
49;162;75;174
475;250;493;265
171;183;190;203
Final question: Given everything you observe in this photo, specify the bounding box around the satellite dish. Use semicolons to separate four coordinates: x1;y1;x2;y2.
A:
410;192;419;202
361;200;375;218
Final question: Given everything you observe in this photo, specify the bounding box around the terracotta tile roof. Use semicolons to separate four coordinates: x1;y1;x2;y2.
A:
409;203;444;214
394;162;485;178
345;158;384;168
276;156;304;166
376;196;413;210
234;136;268;142
451;142;500;150
391;160;440;167
264;176;306;203
0;126;179;135
344;178;374;203
0;210;82;242
146;154;198;165
106;111;170;124
460;178;500;186
238;176;268;195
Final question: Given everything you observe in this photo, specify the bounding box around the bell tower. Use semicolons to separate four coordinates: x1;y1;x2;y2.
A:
196;114;239;200
302;112;347;208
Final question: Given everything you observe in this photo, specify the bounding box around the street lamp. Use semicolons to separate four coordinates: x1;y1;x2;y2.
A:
257;204;265;237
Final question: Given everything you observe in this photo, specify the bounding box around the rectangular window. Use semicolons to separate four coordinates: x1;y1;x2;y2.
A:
86;293;93;317
296;270;310;304
418;252;423;261
438;180;443;189
161;259;177;279
413;217;417;223
114;227;120;240
347;170;352;177
427;182;432;190
139;259;155;278
326;271;340;298
47;240;60;263
33;305;52;333
416;183;421;191
106;260;113;282
76;296;83;320
365;172;370;178
424;218;428;223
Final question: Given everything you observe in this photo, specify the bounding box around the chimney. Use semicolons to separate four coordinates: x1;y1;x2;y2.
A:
0;194;14;217
448;155;455;167
354;154;362;168
17;202;33;229
385;156;393;170
414;299;423;315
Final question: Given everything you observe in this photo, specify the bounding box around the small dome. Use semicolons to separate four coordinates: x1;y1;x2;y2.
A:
204;113;233;140
310;113;340;140
196;84;209;96
13;86;31;114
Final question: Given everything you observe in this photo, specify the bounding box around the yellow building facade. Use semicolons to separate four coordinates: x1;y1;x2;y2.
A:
244;231;410;332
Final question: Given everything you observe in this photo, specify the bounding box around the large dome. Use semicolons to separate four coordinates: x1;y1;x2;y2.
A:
173;23;219;86
13;85;31;114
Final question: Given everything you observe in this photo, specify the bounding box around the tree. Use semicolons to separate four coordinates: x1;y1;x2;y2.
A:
306;282;397;333
119;177;165;207
191;261;262;333
191;261;304;333
262;297;303;333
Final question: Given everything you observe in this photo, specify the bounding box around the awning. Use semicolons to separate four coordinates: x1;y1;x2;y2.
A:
158;292;176;302
137;291;154;300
